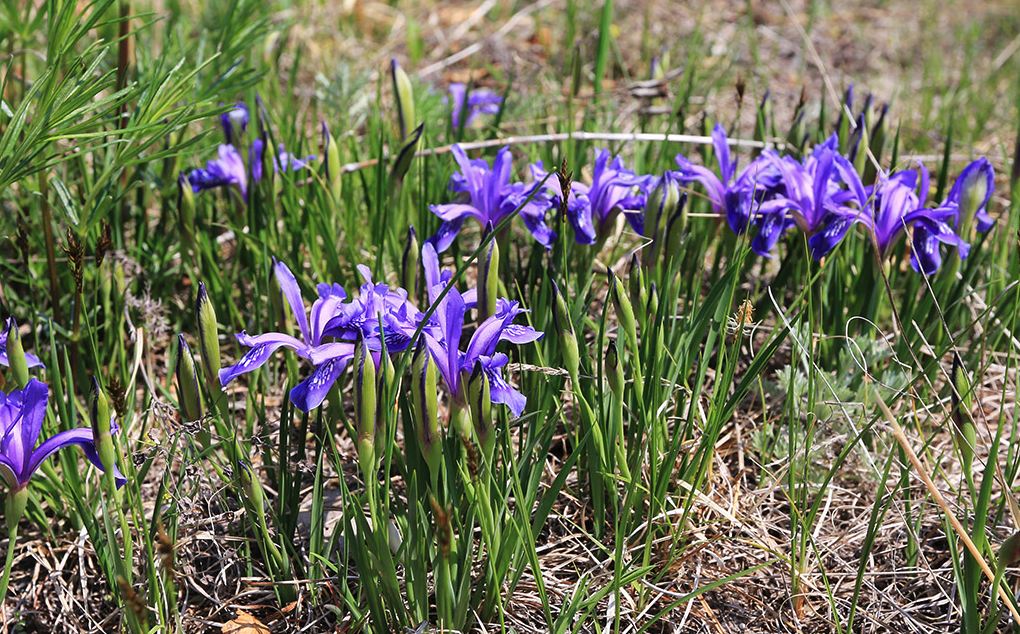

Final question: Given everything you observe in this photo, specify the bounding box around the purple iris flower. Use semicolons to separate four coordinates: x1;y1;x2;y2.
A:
533;149;654;245
0;379;126;491
1;319;43;369
300;268;425;411
420;243;542;416
219;260;345;390
428;144;556;252
221;102;249;145
249;138;316;185
758;135;867;258
946;158;995;233
188;144;248;199
815;162;969;273
220;259;424;412
673;123;783;245
447;83;502;129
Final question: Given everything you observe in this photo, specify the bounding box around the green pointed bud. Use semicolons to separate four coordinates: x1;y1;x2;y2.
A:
864;103;888;183
628;253;647;315
606;339;624;398
196;283;222;395
570;43;582;98
411;341;441;477
552;281;579;382
851;113;870;177
648;282;659;319
354;333;378;478
951;352;976;484
177;172;196;246
663;192;689;266
609;268;638;355
4;319;30;389
237;460;265;512
322;121;342;202
91;377;118;478
755;89;773;149
998;532;1020;569
175;335;204;423
390;58;416;141
477;223;499;322
401;226;419;297
467;361;493;463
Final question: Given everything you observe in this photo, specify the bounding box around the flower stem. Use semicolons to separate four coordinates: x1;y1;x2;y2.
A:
1;488;29;607
0;519;18;607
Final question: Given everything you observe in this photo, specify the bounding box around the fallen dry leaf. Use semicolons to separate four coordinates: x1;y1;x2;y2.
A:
222;610;270;634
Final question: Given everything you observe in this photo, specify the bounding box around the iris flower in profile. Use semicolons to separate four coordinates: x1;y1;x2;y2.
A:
674;124;784;254
0;379;126;491
188;144;248;199
419;243;542;416
0;319;43;370
249;138;316;185
533;149;654;245
220;102;249;145
218;259;345;390
814;162;969;273
427;144;556;252
447;83;502;129
946;158;995;233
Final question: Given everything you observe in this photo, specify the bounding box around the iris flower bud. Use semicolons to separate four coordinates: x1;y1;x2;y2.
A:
467;361;493;463
90;377;118;479
411;341;441;478
177;172;196;246
954;158;995;237
322;121;342;202
390;58;416;141
237;460;265;513
477;223;499;322
402;226;419;297
608;269;638;356
5;319;30;390
648;283;659;320
606;340;624;399
175;335;204;423
628;253;647;316
552;281;579;383
196;283;222;396
642;173;681;266
354;333;378;478
663;192;689;266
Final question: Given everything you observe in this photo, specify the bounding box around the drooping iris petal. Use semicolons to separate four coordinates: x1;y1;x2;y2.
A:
290;356;351;412
30;428;127;488
479;353;526;417
909;217;971;274
218;332;305;386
